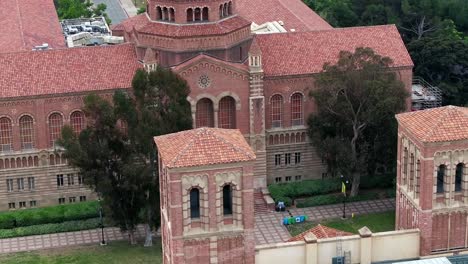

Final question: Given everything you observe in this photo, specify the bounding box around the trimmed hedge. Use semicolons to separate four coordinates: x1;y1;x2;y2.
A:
0;201;99;229
268;178;342;205
296;192;381;208
268;174;395;206
0;218;101;239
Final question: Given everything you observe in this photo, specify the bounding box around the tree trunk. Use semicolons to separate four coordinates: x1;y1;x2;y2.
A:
144;223;153;247
350;171;361;197
128;230;137;245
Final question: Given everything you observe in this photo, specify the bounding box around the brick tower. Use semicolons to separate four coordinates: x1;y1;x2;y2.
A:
395;106;468;255
113;0;253;68
154;128;256;264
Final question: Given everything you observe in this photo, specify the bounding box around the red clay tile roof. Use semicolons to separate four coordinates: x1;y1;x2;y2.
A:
154;128;256;169
396;106;468;143
256;25;414;77
112;14;251;38
237;0;332;32
0;0;66;53
288;224;354;242
0;44;141;98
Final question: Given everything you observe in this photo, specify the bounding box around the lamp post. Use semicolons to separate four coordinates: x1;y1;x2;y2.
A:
341;174;349;219
98;197;106;246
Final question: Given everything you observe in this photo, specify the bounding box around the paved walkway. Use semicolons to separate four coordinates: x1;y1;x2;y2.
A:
0;225;145;254
254;198;395;245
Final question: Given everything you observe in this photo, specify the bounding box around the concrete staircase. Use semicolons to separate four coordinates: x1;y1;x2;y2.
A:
254;191;270;214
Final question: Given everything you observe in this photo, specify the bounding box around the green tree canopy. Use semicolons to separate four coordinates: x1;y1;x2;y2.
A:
58;67;192;244
308;47;408;196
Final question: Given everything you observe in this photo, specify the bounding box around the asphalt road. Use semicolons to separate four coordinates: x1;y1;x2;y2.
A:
92;0;128;25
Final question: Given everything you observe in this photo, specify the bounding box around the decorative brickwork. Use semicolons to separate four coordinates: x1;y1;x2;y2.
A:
154;128;255;264
396;106;468;255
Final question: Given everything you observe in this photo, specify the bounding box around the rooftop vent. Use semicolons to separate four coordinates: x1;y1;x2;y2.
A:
32;43;49;51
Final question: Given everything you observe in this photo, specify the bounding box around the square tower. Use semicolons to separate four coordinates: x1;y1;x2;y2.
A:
154;128;256;264
395;106;468;255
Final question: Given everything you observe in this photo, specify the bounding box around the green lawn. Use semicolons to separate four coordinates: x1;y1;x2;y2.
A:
288;211;395;237
0;240;162;264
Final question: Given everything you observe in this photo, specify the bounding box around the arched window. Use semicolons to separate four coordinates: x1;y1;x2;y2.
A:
194;7;201;21
403;147;408;185
455;163;464;192
48;113;63;147
409;153;415;191
271;95;283;128
202;7;209;21
187;8;193;22
219;5;223;18
228;1;232;15
19;115;34;150
291;93;303;126
0;117;12;152
169;8;175;22
190;188;200;219
162;7;168;21
196;98;214;128
223;185;232;215
218;96;236;129
70;111;85;134
437;165;446;194
156;6;162;20
223;3;228;17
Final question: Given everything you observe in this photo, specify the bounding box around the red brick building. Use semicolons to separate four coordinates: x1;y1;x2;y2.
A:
112;0;414;189
0;0;413;210
396;106;468;255
154;128;256;264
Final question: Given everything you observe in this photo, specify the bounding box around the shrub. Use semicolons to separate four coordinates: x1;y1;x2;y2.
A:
0;218;101;239
296;192;380;208
0;201;99;229
268;178;342;202
360;173;395;189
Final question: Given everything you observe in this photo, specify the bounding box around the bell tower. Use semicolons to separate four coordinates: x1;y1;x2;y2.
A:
113;0;253;67
154;128;256;264
147;0;236;24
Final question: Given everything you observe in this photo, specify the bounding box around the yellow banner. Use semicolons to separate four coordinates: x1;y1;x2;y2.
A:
342;182;346;196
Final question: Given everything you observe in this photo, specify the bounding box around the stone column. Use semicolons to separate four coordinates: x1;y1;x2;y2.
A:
359;226;373;264
304;233;318;264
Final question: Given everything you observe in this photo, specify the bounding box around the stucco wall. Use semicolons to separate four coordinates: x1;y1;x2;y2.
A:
255;241;306;264
255;229;420;264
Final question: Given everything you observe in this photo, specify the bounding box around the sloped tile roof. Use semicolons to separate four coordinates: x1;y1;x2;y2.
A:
154;128;256;169
255;25;414;77
237;0;332;32
0;0;66;53
112;14;251;38
0;44;141;98
288;224;354;242
396;106;468;143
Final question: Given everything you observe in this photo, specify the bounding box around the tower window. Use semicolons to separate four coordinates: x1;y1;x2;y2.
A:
48;113;63;147
455;163;464;192
187;8;193;22
70;111;85;134
291;93;304;126
19;115;34;150
190;188;200;219
202;7;209;21
437;165;445;194
223;185;232;215
0;117;12;152
194;8;201;21
156;6;162;20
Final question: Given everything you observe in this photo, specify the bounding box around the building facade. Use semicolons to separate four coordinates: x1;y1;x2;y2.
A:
0;0;413;210
395;106;468;255
154;128;256;264
112;0;414;189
